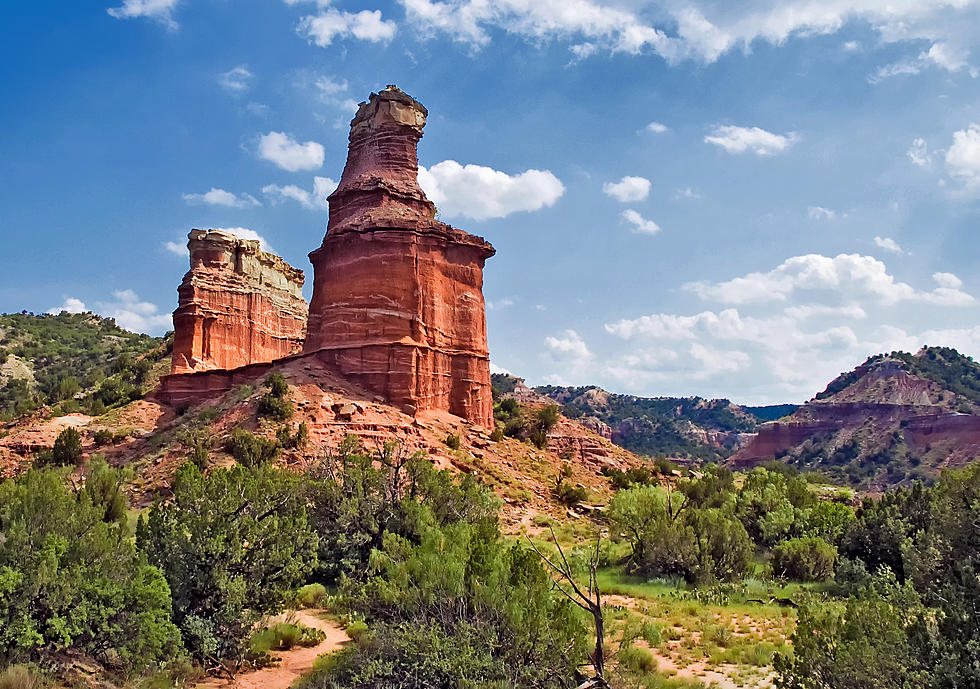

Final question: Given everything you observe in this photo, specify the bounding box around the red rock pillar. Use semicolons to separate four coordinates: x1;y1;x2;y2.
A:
305;85;495;428
171;229;308;374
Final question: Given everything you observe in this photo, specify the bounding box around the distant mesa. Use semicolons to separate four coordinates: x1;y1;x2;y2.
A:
160;85;496;428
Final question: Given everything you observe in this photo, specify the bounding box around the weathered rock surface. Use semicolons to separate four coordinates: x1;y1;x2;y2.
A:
171;229;308;374
305;85;495;428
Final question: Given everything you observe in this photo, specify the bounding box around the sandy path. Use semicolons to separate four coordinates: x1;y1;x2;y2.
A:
196;610;348;689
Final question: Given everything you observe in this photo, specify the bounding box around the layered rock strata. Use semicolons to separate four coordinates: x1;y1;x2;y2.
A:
171;229;308;374
305;85;496;428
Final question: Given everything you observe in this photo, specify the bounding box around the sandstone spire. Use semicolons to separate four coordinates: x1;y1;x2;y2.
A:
305;85;496;427
171;229;308;374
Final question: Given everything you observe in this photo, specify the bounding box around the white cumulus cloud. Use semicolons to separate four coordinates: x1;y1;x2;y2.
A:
182;188;261;208
621;209;661;235
544;329;592;362
874;236;906;254
603;175;651;202
258;131;324;172
163;227;277;257
645;121;669;133
263;176;337;210
705;125;797;156
296;8;396;47
95;290;172;335
685;254;974;307
47;298;89;315
418;160;564;220
107;0;179;28
945;123;980;191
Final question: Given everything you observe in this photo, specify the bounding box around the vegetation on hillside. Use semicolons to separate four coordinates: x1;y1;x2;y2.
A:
0;312;168;420
815;346;980;408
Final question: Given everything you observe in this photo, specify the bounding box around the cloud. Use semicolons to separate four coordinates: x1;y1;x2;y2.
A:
163;227;276;257
164;240;187;257
602;301;980;400
95;290;172;334
107;0;179;28
645;121;669;133
685;254;974;306
933;272;963;289
296;8;396;47
908;138;935;169
262;176;337;210
487;297;516;311
603;175;651;202
807;206;837;221
417;160;564;220
544;329;592;362
874;236;906;254
621;209;661;235
400;0;980;70
674;187;702;200
489;362;513;375
869;60;922;83
218;65;253;95
258;131;324;172
182;188;261;208
47;298;88;315
945;123;980;190
704;125;797;156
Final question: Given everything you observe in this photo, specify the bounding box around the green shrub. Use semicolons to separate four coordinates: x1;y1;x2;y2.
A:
534;404;561;431
137;462;317;665
489;427;504;442
258;395;293;422
93;428;114;447
197;406;220;423
528;427;549;449
225;428;280;467
346;620;370;644
619;644;657;673
0;467;182;669
50;426;83;465
772;536;837;581
444;433;461;450
296;583;328;608
265;372;289;398
555;481;587;506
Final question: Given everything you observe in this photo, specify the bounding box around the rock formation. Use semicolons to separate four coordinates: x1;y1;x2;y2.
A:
305;85;496;428
171;229;308;374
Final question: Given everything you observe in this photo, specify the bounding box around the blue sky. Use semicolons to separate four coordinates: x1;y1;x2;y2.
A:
2;0;979;404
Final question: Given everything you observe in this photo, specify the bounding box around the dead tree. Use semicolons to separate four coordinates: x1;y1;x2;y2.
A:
528;526;610;689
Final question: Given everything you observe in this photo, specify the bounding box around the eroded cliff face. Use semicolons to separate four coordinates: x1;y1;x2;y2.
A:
305;85;496;428
171;229;308;374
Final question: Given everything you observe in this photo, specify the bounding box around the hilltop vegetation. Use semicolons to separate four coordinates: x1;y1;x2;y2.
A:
815;346;980;409
0;312;168;420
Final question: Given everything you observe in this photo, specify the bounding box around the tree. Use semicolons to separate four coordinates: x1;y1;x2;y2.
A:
307;522;587;689
137;462;317;671
50;426;82;465
775;570;927;689
0;467;181;670
771;536;837;581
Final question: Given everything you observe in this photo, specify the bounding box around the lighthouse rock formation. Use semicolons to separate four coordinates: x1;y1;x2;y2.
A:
305;85;496;428
161;86;496;429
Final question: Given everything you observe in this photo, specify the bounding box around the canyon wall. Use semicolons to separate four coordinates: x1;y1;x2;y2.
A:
305;85;496;428
171;229;308;374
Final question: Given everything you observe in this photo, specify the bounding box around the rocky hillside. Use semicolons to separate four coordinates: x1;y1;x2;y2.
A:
730;347;980;489
491;375;796;462
2;357;646;529
0;312;167;420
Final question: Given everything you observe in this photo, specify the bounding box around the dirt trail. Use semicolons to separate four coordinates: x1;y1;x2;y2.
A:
196;610;348;689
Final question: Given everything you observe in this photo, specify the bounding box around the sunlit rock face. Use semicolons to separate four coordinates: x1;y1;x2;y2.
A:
171;229;308;374
305;85;495;428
